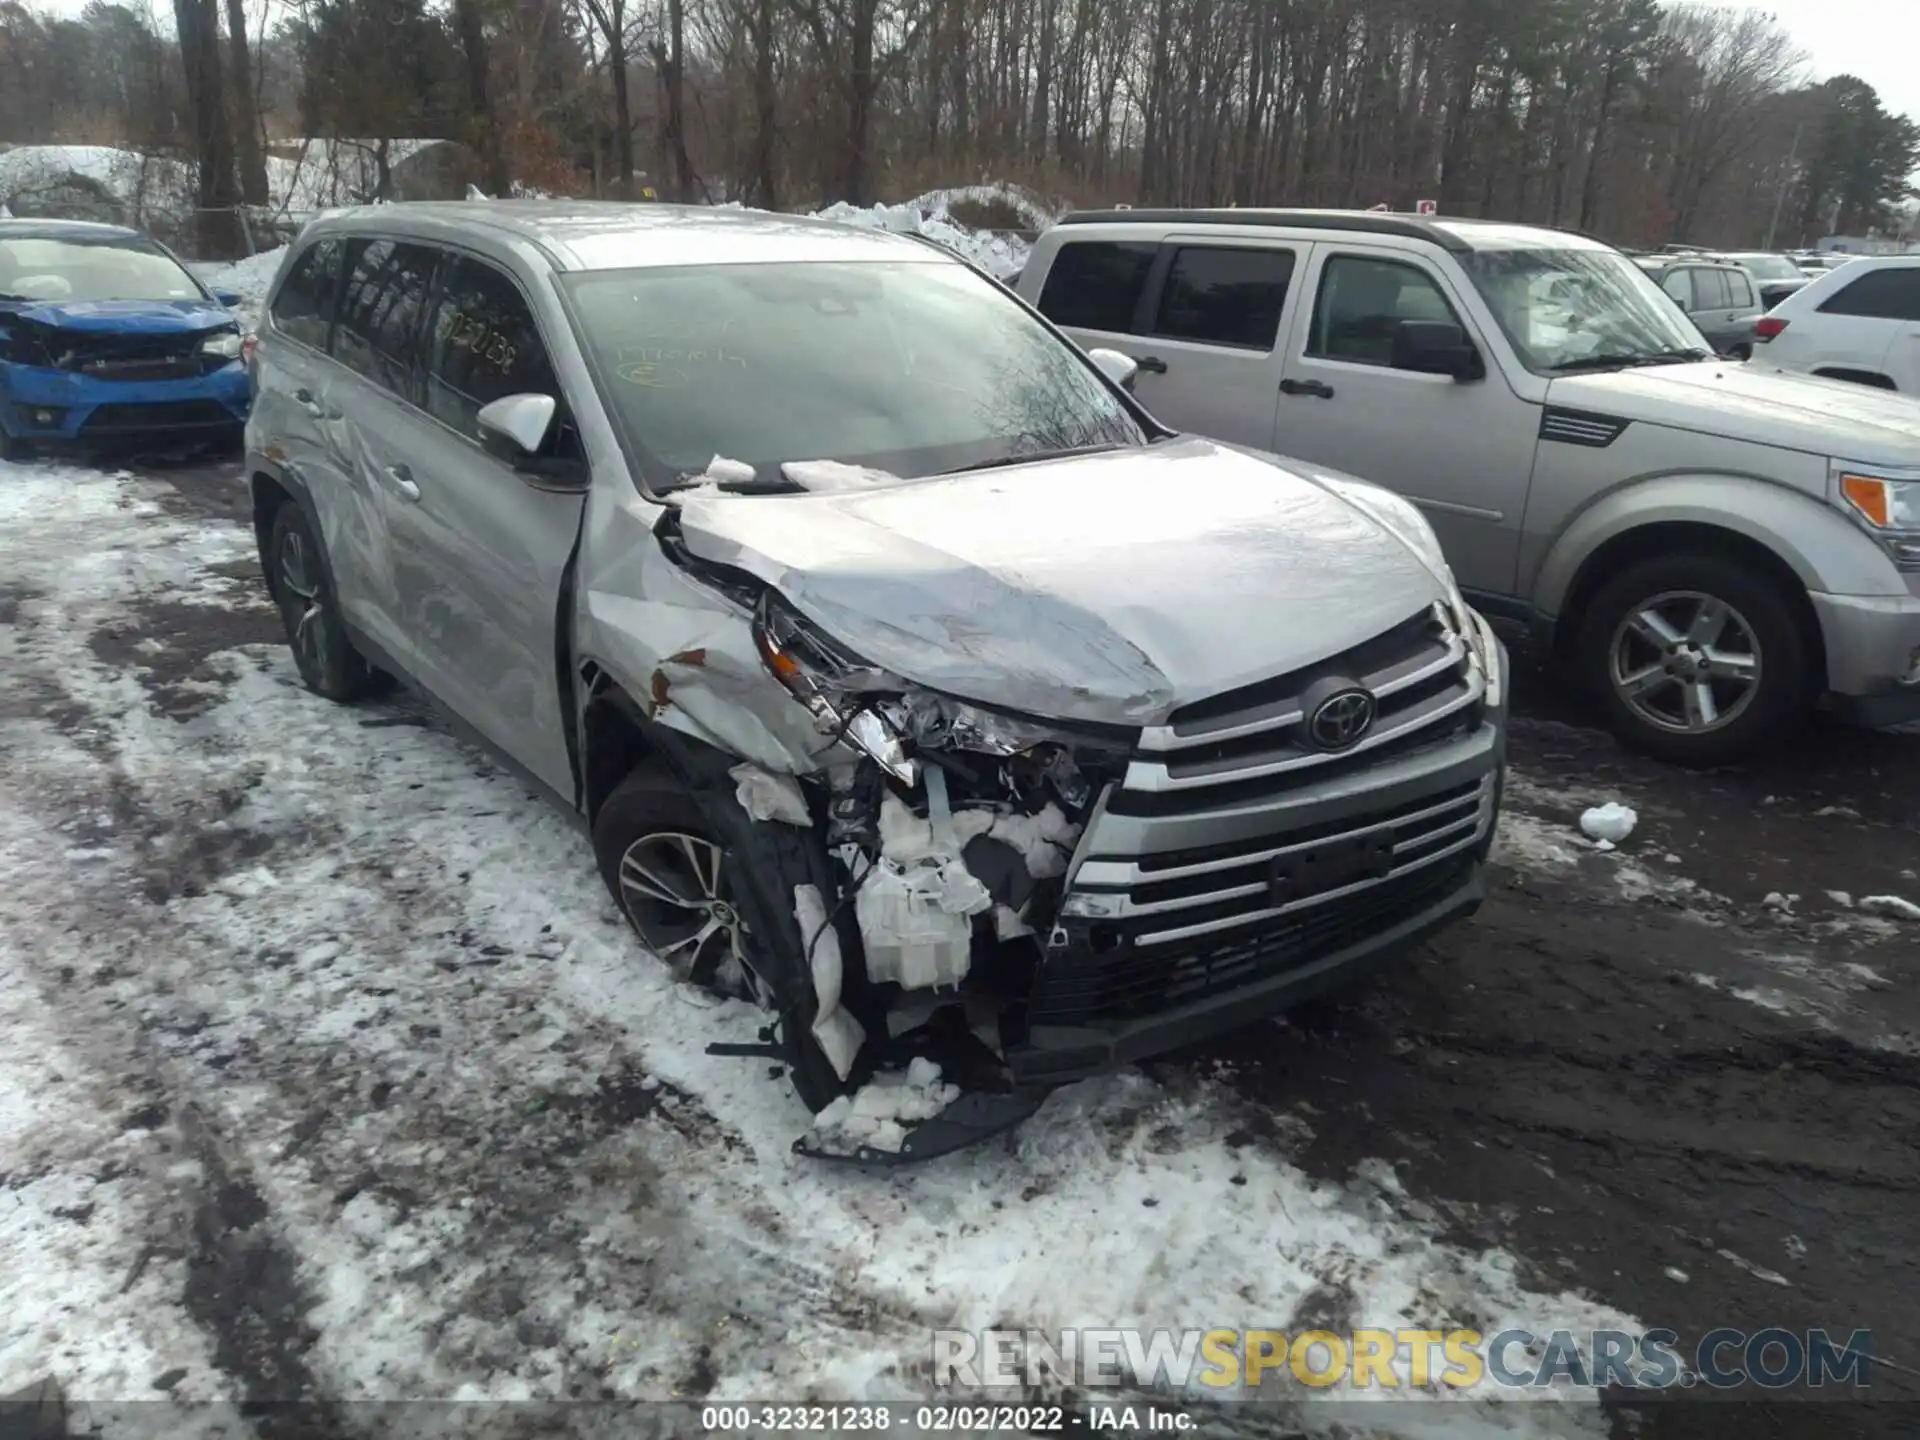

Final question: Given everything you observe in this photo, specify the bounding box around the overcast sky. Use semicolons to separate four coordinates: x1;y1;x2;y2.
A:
1685;0;1920;129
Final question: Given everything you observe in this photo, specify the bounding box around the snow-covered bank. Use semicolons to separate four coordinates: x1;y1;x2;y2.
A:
0;460;1633;1432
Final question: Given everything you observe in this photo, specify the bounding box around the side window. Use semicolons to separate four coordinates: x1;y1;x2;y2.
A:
333;239;438;397
422;255;566;449
1820;269;1920;321
1661;270;1694;308
1307;255;1463;368
1693;269;1732;310
1034;241;1156;333
1727;272;1756;308
1151;246;1295;350
268;238;342;349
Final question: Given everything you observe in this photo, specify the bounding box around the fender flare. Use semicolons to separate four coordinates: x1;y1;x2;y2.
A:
1528;473;1903;622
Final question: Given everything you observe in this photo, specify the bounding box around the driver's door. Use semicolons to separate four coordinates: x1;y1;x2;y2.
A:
383;249;588;798
1272;246;1541;596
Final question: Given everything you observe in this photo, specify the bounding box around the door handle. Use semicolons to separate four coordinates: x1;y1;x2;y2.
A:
1280;378;1336;399
293;387;324;418
1135;355;1169;374
383;463;421;502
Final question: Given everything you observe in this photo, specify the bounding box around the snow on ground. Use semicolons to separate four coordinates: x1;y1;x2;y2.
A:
0;459;1642;1432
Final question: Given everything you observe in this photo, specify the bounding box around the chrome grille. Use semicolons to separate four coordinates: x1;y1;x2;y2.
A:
1051;600;1500;958
1112;602;1482;817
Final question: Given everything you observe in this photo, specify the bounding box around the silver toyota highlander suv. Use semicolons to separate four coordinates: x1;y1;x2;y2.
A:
245;202;1508;1157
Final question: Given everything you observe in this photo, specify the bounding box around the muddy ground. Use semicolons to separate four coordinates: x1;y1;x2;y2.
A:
6;456;1919;1440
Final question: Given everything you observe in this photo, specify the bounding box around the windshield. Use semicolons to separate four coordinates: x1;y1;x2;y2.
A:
0;236;205;304
563;260;1148;492
1727;254;1802;281
1460;248;1710;373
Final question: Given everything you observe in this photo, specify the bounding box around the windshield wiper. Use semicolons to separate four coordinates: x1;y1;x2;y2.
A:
1548;347;1711;373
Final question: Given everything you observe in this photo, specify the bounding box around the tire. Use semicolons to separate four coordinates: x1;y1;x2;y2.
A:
265;502;382;702
1729;344;1752;361
592;760;857;1112
0;424;32;463
1574;551;1814;766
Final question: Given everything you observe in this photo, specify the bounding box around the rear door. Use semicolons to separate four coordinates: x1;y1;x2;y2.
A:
321;235;443;675
1271;246;1542;596
381;250;588;798
1121;239;1307;449
254;237;380;618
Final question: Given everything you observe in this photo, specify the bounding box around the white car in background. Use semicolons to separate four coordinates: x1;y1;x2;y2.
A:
1755;255;1920;394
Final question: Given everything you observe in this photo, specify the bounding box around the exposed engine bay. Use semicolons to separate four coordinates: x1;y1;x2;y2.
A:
741;587;1135;1161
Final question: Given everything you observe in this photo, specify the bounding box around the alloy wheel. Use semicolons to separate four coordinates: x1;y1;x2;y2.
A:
616;830;768;1003
276;527;326;677
1608;589;1762;735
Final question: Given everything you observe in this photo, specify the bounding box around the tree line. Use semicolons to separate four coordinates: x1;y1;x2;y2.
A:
3;0;1916;254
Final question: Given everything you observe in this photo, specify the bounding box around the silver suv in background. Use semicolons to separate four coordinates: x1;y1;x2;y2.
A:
244;202;1508;1157
1018;210;1920;764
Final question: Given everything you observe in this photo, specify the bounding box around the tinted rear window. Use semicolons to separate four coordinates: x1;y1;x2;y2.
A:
333;239;438;395
268;238;343;349
1035;241;1155;333
1819;268;1920;321
1152;246;1294;349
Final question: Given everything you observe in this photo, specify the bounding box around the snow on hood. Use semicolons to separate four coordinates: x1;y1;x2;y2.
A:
673;437;1449;726
1548;362;1920;468
0;298;236;334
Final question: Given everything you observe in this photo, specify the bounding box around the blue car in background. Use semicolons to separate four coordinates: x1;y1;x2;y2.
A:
1;218;251;460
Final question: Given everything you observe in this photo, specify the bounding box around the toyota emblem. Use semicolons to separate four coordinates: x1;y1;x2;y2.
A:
1306;687;1377;751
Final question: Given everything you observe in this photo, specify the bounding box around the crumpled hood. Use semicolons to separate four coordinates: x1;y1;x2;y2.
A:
0;298;234;335
672;437;1449;726
1548;362;1920;467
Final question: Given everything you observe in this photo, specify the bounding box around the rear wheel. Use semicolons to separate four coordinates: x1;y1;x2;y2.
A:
592;761;856;1113
0;423;32;463
266;502;382;702
1728;343;1752;361
1575;552;1814;766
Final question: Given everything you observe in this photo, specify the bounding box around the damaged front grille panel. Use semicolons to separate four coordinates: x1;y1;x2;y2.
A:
23;326;233;382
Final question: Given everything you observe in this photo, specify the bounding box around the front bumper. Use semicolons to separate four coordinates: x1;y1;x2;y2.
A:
1;361;250;448
1810;590;1920;728
1006;610;1508;1089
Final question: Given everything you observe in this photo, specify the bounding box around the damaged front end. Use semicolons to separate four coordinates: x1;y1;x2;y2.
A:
745;591;1137;1162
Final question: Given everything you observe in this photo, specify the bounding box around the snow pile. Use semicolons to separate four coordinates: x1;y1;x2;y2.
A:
781;459;903;493
807;1059;960;1154
1578;802;1637;846
1861;894;1920;922
188;248;287;332
810;198;1030;278
909;182;1065;233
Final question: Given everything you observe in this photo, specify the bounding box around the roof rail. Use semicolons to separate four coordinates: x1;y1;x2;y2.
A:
1053;208;1473;253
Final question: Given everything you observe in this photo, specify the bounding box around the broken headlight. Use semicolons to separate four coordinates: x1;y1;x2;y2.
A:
751;593;1121;795
753;594;918;781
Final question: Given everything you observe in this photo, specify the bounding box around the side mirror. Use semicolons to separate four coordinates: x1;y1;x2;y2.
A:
214;289;243;308
1393;320;1481;380
476;392;586;486
1086;346;1140;392
477;392;557;457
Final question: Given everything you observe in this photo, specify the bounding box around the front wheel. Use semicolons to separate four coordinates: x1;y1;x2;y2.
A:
1575;552;1814;766
592;760;857;1113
